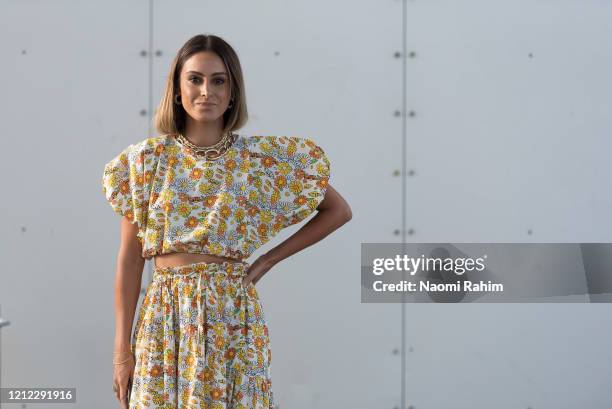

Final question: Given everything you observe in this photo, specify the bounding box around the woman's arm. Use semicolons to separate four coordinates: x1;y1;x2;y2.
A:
114;216;145;354
263;183;352;265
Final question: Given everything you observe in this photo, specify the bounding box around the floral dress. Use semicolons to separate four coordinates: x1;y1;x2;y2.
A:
102;133;331;408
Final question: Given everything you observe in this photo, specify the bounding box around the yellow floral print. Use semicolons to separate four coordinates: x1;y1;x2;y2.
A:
129;261;275;408
102;134;331;409
102;134;330;261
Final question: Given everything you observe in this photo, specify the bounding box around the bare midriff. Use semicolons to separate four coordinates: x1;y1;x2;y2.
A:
153;252;244;269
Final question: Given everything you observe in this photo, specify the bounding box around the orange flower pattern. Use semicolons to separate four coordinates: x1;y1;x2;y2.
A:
101;134;331;261
129;261;274;408
102;134;331;408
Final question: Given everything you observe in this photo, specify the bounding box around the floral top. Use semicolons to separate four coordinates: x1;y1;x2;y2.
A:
101;133;331;261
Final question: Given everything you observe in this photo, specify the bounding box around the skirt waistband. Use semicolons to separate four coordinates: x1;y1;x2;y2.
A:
152;260;250;280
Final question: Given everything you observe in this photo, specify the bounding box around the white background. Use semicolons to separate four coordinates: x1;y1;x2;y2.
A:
0;1;611;408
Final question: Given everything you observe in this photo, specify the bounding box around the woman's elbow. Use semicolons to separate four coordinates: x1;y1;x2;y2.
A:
342;204;352;223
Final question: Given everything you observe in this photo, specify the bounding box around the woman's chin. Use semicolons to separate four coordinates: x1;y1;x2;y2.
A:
189;112;220;122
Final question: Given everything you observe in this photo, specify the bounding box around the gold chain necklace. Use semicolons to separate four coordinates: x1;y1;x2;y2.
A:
175;131;237;160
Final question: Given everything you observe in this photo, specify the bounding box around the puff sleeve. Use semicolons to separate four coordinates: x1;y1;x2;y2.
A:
264;136;331;230
101;143;148;242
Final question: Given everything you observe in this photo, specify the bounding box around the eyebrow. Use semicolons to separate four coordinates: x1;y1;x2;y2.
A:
186;70;228;76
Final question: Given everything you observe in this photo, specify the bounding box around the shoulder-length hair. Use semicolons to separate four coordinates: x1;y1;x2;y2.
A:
154;34;248;137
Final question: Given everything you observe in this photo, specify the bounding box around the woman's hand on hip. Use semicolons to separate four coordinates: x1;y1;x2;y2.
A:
242;254;276;288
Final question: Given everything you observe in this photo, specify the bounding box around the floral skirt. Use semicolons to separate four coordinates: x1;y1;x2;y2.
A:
128;260;275;409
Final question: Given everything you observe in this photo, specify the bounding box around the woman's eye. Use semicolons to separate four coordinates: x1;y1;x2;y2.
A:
188;77;224;85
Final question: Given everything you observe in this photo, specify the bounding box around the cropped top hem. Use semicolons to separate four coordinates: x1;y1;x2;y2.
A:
142;243;248;262
102;133;331;260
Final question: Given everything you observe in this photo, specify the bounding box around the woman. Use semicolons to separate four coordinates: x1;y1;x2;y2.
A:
103;34;352;409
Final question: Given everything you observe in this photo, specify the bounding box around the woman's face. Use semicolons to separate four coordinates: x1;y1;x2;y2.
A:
178;51;231;123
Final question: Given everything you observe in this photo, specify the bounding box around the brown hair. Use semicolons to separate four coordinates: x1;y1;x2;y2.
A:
154;34;248;136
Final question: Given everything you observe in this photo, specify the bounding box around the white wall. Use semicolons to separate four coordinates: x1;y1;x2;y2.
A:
0;0;610;408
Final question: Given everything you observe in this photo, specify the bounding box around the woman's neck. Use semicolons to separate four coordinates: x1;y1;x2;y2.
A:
183;120;225;147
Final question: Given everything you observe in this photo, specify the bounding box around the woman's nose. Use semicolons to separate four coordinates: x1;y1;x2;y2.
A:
201;79;210;96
